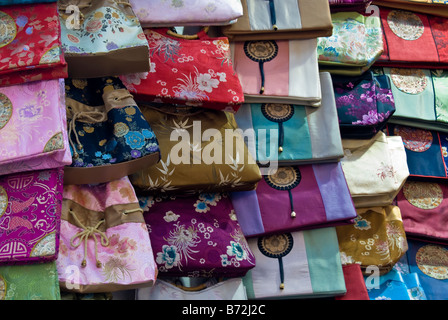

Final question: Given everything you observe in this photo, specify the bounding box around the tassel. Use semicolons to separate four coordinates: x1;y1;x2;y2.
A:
259;61;265;94
269;0;278;30
278;257;285;289
278;122;284;153
288;189;296;218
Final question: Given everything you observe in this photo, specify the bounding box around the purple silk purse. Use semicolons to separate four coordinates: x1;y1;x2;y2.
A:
231;162;357;237
139;193;256;278
0;167;64;265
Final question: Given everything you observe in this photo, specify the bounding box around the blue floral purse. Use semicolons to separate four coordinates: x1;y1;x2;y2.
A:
63;77;160;185
332;70;395;139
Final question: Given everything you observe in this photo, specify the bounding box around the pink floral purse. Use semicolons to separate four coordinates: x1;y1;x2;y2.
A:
56;176;157;293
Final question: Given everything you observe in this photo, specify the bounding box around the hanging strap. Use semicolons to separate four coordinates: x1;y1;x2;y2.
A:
166;26;210;40
69;210;110;268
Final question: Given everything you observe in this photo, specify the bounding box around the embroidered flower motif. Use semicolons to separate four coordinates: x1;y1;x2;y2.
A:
156;245;181;269
353;215;371;230
196;73;219;93
377;162;396;181
113;122;129;137
198;193;221;206
163;210;180;222
194;200;210;213
226;241;248;261
85;19;103;33
125;131;146;149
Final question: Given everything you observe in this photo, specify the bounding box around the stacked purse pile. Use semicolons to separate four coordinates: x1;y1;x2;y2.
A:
0;0;447;302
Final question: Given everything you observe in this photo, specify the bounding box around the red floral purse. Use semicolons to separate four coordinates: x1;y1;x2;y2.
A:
120;28;244;112
0;2;67;87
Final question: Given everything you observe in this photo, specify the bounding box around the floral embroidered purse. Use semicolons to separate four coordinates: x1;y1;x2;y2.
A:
129;0;243;27
56;176;158;294
63;77;160;185
129;104;261;195
332;70;396;139
0;2;67;87
234;72;344;165
120;28;244;113
139;193;256;278
0;168;64;265
336;205;408;275
230;163;357;238
340;131;409;208
58;0;150;78
0;79;72;177
317;11;384;76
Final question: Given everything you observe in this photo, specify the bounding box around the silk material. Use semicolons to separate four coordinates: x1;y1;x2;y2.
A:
0;79;72;176
341;132;409;207
0;168;63;265
335;264;370;300
56;176;157;293
139;193;256;278
230;163;356;238
130;0;243;27
337;205;408;275
0;2;67;86
243;227;346;299
231;38;321;106
0;262;60;300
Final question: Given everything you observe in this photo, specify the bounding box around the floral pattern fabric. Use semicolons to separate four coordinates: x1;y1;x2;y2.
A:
64;77;160;182
120;28;244;112
332;70;395;138
0;79;72;176
0;2;67;87
56;176;158;293
139;193;256;278
0;168;63;265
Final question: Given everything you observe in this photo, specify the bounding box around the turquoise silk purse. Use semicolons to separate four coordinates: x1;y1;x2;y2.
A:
234;72;344;166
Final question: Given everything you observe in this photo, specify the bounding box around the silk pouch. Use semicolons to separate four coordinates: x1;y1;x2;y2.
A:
230;38;321;106
374;1;448;19
317;11;383;76
120;27;244;113
0;2;67;87
335;264;370;300
130;0;243;27
139;193;256;278
0;79;72;177
378;67;448;132
63;77;160;185
221;0;333;41
376;7;448;68
58;0;150;78
405;239;448;300
337;205;408;275
0;168;63;265
0;262;60;300
56;176;157;294
234;72;344;165
332;70;395;139
329;0;372;13
230;163;357;238
365;268;427;300
243;227;346;299
397;180;448;243
340;131;409;208
385;123;448;181
129;104;261;195
137;278;247;300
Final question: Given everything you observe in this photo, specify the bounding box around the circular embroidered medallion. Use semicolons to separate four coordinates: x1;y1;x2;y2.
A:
244;40;278;63
416;245;448;280
43;132;64;153
403;181;443;210
390;68;427;95
0;186;7;218
393;125;433;152
39;46;61;65
387;10;424;41
31;233;56;257
258;233;294;259
264;167;301;191
261;104;294;123
0;274;5;300
0;11;16;48
0;93;12;130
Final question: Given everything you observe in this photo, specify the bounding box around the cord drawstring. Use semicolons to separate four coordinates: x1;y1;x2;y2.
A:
69;210;109;268
268;0;278;30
